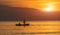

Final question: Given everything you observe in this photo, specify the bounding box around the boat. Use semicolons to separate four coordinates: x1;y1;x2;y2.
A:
16;20;29;26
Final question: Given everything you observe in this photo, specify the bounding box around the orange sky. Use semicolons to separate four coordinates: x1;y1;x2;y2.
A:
0;0;60;11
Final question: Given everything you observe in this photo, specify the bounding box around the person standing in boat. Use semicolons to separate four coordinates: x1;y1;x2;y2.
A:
23;20;26;24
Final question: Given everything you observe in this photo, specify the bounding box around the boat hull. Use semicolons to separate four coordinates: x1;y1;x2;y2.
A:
16;24;29;26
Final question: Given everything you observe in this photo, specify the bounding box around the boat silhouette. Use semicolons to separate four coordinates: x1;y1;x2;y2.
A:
16;20;29;26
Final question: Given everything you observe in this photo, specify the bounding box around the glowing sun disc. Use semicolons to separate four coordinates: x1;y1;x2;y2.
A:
45;7;52;12
43;3;54;12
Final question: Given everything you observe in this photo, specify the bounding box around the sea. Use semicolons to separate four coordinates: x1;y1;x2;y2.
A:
0;21;60;35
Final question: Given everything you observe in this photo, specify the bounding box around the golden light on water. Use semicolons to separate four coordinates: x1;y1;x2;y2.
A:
0;21;60;35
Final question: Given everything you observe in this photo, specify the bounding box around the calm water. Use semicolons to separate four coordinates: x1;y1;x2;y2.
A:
0;21;60;35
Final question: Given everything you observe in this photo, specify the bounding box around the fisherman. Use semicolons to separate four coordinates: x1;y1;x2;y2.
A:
23;20;26;24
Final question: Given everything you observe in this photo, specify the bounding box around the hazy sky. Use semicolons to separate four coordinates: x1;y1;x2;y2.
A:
0;0;60;11
0;0;60;21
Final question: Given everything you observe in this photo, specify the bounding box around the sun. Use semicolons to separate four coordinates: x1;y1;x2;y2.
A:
43;3;54;12
45;6;53;12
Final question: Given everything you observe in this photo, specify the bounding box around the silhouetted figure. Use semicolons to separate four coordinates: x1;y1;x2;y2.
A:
16;20;29;26
23;20;26;24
